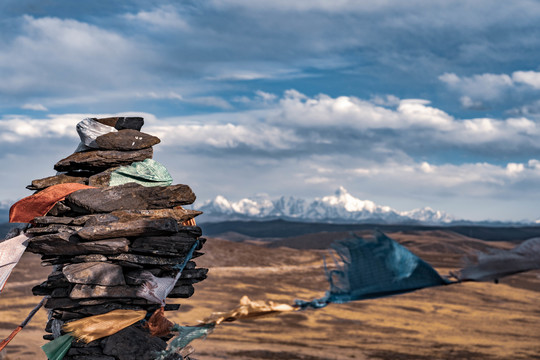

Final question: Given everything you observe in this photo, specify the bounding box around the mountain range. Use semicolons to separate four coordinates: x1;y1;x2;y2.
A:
197;186;457;225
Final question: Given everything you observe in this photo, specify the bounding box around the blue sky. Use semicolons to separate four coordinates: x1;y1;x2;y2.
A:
2;0;540;221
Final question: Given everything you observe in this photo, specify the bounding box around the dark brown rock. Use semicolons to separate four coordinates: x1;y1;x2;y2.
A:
27;233;129;256
101;325;167;360
32;216;75;225
93;117;144;131
70;284;139;299
107;253;186;266
77;218;179;240
178;268;208;282
95;129;160;151
167;284;194;298
65;183;196;214
130;234;199;256
26;224;81;235
109;208;202;224
33;282;67;296
45;297;83;310
82;208;201;227
63;262;126;286
47;201;72;216
26;174;87;191
54;148;153;172
87;167;119;187
51;287;72;298
66;346;106;357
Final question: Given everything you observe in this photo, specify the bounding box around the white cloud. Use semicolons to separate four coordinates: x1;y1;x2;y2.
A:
512;70;540;89
460;96;484;110
21;103;48;111
206;72;271;81
124;6;190;30
5;90;538;155
255;90;278;103
439;72;514;100
0;115;79;142
140;91;231;109
147;122;300;150
370;94;400;107
0;112;158;143
0;15;145;100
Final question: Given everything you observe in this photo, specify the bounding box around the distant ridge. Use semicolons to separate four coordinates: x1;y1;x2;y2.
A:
201;219;540;242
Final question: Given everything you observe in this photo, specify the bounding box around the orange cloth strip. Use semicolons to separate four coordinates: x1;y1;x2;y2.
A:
9;183;94;223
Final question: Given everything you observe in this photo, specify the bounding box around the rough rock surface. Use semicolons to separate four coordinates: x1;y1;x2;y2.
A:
70;284;140;298
26;173;88;191
101;326;168;360
95;130;160;151
82;208;201;226
65;183;196;213
63;262;126;286
77;218;179;240
54;148;153;172
27;234;129;256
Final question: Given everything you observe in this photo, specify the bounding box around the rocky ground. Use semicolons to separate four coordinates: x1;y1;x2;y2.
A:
1;230;539;360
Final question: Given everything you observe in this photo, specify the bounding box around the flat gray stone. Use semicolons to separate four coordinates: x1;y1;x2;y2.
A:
26;224;82;235
27;234;129;256
63;262;125;286
54;148;153;172
65;183;196;214
70;284;139;299
95;129;160;151
26;174;87;191
107;253;186;266
130;234;199;256
77;218;178;240
32;216;75;225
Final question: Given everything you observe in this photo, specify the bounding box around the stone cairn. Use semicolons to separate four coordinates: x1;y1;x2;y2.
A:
25;117;207;359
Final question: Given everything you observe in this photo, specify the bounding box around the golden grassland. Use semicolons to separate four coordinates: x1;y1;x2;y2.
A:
1;231;539;360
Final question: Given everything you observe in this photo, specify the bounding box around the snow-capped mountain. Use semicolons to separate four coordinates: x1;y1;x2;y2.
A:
197;187;455;225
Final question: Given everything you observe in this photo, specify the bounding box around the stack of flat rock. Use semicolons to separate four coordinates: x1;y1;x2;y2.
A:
25;117;207;360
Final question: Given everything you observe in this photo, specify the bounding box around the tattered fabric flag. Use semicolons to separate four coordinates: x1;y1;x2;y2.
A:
41;310;146;360
453;237;540;282
201;295;296;326
42;334;73;360
0;297;46;352
296;231;452;309
154;296;295;359
74;118;117;152
9;183;94;223
137;240;199;305
154;324;214;360
146;307;174;337
62;309;146;343
109;159;173;188
0;232;30;294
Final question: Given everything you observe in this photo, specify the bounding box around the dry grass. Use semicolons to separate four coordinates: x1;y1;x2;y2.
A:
1;231;539;359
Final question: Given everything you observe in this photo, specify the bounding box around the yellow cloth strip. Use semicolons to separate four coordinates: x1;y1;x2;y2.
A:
201;296;296;326
63;309;146;343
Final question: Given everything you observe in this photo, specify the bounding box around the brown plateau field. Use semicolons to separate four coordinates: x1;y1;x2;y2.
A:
0;230;539;360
